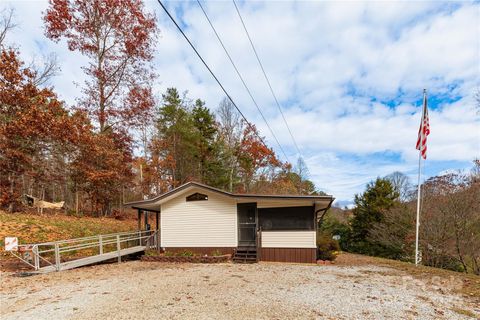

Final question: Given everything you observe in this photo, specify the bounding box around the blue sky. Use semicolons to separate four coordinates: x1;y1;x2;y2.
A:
3;0;479;205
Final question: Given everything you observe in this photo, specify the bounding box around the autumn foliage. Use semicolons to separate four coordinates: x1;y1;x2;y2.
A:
0;48;85;210
1;4;320;216
141;88;318;197
43;0;158;132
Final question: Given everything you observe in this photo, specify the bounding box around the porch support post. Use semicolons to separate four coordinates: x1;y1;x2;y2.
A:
144;211;149;230
256;227;262;262
137;209;142;246
156;211;160;251
137;209;141;231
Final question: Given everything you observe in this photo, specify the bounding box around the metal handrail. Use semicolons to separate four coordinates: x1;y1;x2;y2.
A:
25;230;152;247
13;229;158;271
26;230;153;252
35;232;152;252
58;235;152;254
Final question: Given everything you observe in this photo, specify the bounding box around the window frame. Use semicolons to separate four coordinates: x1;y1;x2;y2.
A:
258;206;315;231
186;192;209;202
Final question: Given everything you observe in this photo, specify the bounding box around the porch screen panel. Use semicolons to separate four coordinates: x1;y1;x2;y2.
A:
258;206;314;231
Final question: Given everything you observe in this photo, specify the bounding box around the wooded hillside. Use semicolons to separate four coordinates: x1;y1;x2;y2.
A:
321;162;480;275
0;4;320;216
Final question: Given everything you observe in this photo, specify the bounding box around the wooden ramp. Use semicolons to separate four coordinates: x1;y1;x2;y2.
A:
11;230;158;274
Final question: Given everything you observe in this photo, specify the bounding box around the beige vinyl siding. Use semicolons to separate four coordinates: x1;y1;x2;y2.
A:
161;189;237;247
261;231;316;248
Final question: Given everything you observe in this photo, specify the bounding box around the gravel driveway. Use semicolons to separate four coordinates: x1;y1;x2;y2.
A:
1;261;478;320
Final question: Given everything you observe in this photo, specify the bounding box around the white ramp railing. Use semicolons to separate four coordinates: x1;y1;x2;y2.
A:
7;230;157;272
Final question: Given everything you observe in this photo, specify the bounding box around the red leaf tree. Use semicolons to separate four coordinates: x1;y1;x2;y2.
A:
43;0;158;215
44;0;158;132
237;123;281;192
0;48;89;211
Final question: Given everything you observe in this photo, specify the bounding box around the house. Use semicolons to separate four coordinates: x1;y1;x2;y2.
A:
125;182;334;263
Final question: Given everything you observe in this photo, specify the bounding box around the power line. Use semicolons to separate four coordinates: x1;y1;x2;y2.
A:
155;0;274;158
232;0;303;160
195;0;290;164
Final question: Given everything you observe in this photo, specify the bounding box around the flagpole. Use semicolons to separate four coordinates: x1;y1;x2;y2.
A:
415;149;422;266
415;89;426;266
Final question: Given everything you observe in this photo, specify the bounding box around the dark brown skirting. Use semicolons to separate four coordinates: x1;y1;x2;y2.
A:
141;254;231;263
260;248;316;264
163;247;236;256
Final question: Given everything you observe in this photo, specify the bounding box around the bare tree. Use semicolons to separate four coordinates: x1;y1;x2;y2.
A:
369;202;415;260
30;53;60;86
0;8;58;86
471;159;480;183
0;8;16;47
217;97;243;192
386;171;412;201
421;171;480;274
295;156;310;193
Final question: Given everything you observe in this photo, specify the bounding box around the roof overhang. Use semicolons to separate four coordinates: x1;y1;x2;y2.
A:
125;181;335;211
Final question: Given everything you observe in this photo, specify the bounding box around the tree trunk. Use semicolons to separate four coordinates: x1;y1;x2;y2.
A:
140;164;143;198
452;205;469;273
121;185;125;214
21;174;26;199
454;230;468;273
229;166;234;192
63;178;67;215
172;133;177;186
473;257;479;275
7;173;14;213
40;187;45;215
75;191;79;215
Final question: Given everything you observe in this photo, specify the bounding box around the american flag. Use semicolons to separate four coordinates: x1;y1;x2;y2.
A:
416;90;430;159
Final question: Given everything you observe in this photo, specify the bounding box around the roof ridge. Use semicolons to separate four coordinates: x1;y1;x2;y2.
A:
124;181;334;207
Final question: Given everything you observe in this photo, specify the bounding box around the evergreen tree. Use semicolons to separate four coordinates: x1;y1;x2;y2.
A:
349;178;399;255
191;99;226;187
153;88;195;187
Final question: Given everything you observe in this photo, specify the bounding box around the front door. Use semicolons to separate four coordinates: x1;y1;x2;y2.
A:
237;203;257;247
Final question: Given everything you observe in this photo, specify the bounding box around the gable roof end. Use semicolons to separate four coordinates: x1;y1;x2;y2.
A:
124;181;334;209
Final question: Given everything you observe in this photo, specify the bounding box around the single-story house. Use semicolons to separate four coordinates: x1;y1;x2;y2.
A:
125;182;334;263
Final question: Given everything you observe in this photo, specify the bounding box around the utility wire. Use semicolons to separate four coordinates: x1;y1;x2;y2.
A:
156;0;274;158
195;0;290;164
232;0;303;160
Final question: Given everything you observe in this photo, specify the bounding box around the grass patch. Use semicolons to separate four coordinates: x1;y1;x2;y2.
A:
144;250;159;257
0;210;137;256
450;307;477;318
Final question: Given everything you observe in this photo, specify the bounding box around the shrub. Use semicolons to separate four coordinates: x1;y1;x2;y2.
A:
318;208;352;252
176;250;195;257
423;252;466;272
210;249;222;256
164;251;175;257
144;250;159;257
317;235;340;261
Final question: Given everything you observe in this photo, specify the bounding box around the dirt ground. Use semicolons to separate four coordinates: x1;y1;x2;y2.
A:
1;256;479;320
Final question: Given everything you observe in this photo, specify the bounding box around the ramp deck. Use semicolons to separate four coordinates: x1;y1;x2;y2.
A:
10;230;158;274
35;245;147;273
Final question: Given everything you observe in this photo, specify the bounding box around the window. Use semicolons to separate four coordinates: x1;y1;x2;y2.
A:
186;193;208;201
258;206;314;230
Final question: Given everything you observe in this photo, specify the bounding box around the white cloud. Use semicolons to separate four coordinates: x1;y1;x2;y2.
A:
4;0;479;203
